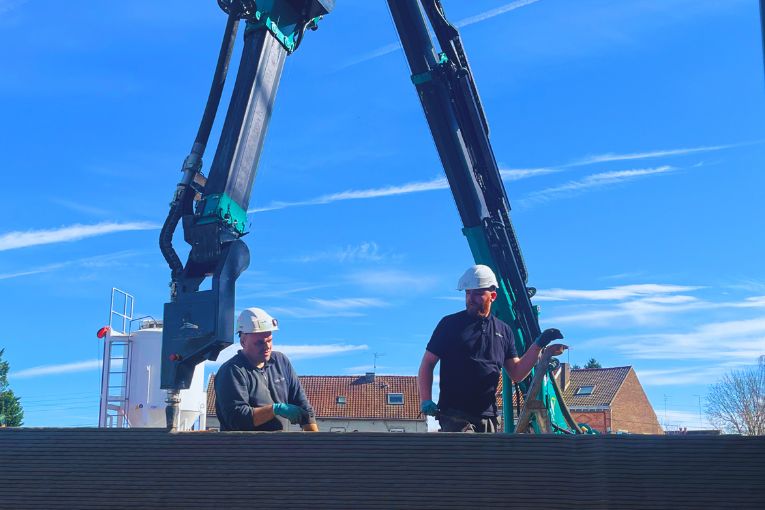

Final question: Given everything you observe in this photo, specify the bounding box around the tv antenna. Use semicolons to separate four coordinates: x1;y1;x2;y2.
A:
373;352;385;373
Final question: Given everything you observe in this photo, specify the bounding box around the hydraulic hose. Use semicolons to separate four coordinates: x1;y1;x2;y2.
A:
159;14;240;282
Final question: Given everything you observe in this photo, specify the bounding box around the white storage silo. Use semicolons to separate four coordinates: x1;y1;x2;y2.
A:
98;289;206;430
124;321;207;430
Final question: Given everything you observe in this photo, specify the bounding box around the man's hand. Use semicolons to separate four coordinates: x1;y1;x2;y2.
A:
272;403;309;424
420;400;438;416
534;328;563;348
546;343;568;356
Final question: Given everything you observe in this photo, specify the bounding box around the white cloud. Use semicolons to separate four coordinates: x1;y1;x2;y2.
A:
0;250;148;282
662;409;715;431
342;365;418;376
0;263;67;280
734;296;765;308
349;269;438;293
455;0;542;28
520;166;676;206
210;342;368;365
270;306;367;319
727;280;765;294
307;298;389;310
292;242;386;263
639;295;699;304
585;316;765;362
270;296;390;319
436;295;464;302
249;141;735;214
499;167;560;180
521;143;733;173
635;364;745;386
568;144;735;167
249;177;448;213
344;364;378;374
336;0;541;70
0;222;159;252
10;359;100;379
535;283;701;302
237;283;338;300
50;198;110;217
534;282;765;329
335;42;402;70
549;294;765;326
279;343;369;359
249;167;557;212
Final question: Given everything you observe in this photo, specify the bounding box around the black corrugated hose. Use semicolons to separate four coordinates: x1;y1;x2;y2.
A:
159;13;240;283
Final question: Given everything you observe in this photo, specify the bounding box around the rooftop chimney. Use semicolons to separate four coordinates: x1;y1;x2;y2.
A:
365;372;375;383
559;363;571;391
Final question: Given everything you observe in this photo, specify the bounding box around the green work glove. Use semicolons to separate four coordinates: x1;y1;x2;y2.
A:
535;328;563;348
420;400;438;416
272;403;309;424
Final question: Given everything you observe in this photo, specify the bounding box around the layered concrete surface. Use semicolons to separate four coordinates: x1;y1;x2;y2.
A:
1;428;763;509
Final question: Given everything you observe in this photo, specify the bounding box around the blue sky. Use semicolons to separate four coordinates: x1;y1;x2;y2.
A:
2;0;764;431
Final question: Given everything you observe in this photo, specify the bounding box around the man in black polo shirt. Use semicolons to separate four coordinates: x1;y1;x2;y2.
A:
215;307;318;431
418;265;566;432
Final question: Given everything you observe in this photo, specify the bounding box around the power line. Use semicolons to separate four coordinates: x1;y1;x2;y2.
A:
17;391;94;400
25;404;98;411
20;396;98;406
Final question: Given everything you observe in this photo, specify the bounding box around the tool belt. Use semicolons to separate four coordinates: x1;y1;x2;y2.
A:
437;409;498;433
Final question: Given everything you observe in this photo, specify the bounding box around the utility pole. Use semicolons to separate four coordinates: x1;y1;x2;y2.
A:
663;394;670;430
693;394;703;429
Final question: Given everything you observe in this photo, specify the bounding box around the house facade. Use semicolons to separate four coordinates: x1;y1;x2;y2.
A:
559;364;663;434
497;363;662;434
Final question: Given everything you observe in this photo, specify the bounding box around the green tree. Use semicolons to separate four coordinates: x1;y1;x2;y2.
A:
0;348;24;427
705;357;764;436
584;358;602;369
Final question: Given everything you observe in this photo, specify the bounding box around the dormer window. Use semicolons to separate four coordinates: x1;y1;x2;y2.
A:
387;393;404;405
575;385;595;396
336;396;346;404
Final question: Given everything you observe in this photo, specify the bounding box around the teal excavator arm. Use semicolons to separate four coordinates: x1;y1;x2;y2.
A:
158;0;334;428
387;0;581;434
159;0;582;433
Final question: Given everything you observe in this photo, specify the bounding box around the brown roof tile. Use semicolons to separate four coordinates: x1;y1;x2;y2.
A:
301;375;422;421
207;373;423;421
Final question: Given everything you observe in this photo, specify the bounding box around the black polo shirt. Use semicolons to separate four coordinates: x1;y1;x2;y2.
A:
214;350;316;431
426;310;517;417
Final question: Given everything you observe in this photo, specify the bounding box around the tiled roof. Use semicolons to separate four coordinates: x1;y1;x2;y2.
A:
207;374;423;421
301;375;422;421
495;366;632;410
562;366;632;407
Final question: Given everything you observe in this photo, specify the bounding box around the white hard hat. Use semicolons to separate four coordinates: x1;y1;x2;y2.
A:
237;307;279;334
457;264;498;291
